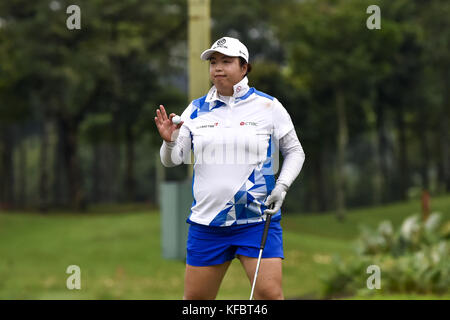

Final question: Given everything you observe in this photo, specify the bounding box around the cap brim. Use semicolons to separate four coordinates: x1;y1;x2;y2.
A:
200;48;240;61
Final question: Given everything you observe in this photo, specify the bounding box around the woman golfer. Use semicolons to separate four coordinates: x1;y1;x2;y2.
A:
155;37;305;300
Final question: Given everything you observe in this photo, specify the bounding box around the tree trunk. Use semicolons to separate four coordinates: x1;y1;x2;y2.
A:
375;103;389;202
91;142;101;203
371;125;383;206
124;123;136;202
395;105;409;200
53;120;66;207
419;132;430;190
418;111;430;191
335;89;347;221
441;111;449;192
16;127;27;208
109;116;121;202
312;146;328;213
0;125;15;209
60;117;86;211
38;120;50;212
439;73;449;192
318;146;329;212
308;148;319;213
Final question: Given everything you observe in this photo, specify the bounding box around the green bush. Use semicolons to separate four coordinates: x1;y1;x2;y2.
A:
322;213;450;298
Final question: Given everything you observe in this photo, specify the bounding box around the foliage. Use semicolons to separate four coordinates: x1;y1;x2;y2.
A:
322;212;450;297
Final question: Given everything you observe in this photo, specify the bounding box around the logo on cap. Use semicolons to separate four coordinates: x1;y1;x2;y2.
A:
213;38;228;50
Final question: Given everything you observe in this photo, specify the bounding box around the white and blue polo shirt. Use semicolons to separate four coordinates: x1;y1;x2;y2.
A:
175;76;294;227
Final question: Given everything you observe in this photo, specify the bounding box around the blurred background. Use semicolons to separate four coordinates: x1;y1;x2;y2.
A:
0;0;448;299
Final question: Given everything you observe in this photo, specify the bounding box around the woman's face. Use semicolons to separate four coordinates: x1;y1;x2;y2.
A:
209;52;247;95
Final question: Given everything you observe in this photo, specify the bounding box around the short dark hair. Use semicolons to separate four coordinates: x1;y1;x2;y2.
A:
239;57;252;76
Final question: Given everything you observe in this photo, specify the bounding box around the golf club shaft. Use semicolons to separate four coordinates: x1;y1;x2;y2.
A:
249;211;273;300
249;249;263;300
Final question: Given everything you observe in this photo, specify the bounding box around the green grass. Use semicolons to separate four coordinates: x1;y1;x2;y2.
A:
0;194;449;300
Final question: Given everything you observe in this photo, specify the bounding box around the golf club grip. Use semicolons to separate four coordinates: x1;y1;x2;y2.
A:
260;213;272;250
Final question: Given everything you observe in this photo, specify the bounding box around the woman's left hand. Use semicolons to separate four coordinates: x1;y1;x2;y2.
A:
264;184;287;215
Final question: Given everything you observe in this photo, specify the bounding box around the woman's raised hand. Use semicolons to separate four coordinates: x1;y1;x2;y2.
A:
154;105;184;143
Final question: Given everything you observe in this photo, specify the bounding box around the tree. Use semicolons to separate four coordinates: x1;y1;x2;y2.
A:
274;0;387;219
0;0;188;210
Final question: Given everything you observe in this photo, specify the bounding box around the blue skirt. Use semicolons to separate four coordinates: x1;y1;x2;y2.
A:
186;220;284;267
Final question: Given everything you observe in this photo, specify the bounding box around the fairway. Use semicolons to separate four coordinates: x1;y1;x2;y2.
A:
0;195;449;300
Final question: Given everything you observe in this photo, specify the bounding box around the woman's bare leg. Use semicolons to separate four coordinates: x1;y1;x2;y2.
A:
238;255;284;300
183;260;232;300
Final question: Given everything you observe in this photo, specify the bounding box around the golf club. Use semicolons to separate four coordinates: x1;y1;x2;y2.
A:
249;202;275;300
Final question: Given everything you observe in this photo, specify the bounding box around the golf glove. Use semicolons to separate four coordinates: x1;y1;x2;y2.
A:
264;183;288;215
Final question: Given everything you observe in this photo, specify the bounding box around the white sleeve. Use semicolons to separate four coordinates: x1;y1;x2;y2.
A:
276;128;305;190
159;104;193;167
272;98;295;141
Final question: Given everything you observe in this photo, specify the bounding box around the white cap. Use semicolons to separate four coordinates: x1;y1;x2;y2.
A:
200;37;249;63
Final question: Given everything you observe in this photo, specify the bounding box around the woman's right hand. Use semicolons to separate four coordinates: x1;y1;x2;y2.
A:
154;105;184;143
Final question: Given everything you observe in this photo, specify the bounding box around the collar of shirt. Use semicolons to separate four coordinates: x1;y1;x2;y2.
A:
205;76;250;109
